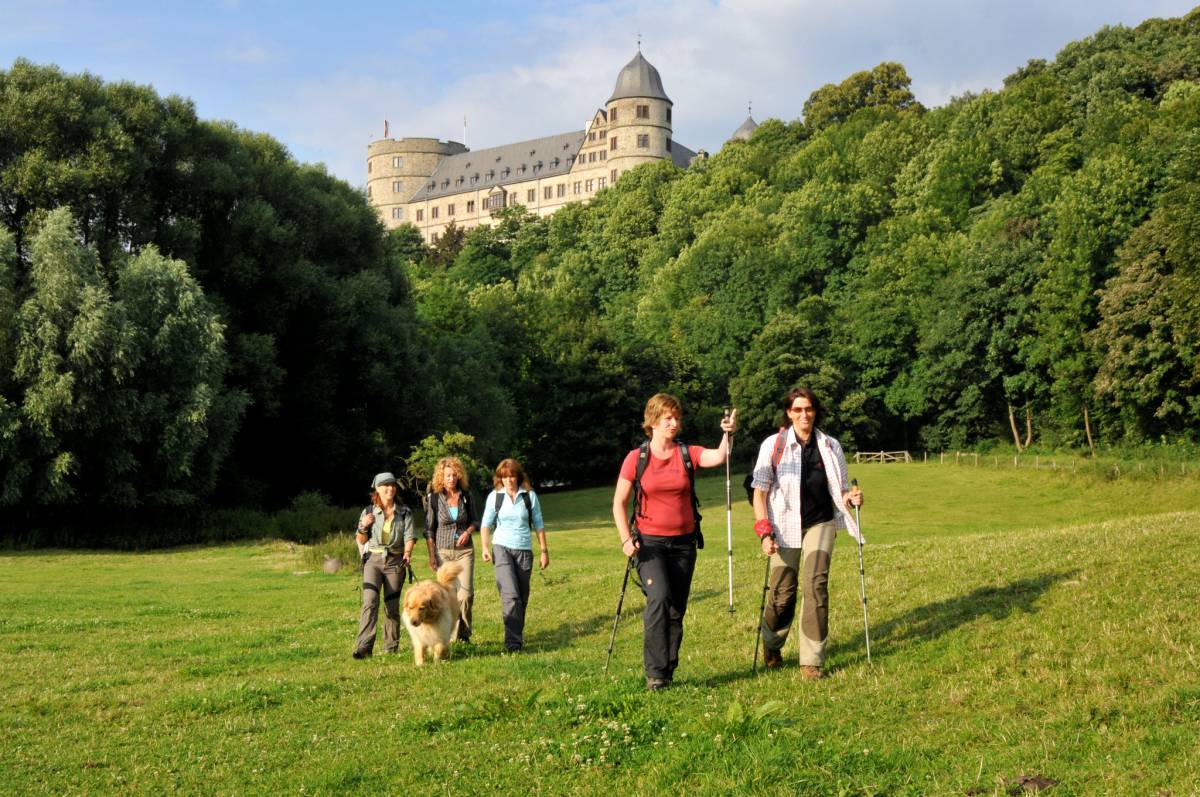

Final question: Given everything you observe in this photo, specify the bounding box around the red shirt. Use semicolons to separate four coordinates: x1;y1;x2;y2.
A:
618;444;705;537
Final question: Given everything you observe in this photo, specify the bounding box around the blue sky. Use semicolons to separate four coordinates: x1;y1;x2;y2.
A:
3;1;1195;186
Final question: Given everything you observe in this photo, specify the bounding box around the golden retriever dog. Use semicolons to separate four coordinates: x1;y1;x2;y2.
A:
402;561;462;665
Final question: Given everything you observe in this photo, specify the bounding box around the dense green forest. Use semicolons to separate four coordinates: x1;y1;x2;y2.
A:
2;8;1198;530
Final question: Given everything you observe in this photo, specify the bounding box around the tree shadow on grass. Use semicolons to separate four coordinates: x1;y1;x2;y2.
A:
830;568;1080;664
698;569;1078;687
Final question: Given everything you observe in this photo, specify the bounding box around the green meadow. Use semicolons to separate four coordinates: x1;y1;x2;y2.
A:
2;462;1199;796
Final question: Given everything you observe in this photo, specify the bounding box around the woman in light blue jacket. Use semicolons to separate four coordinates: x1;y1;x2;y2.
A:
480;458;548;652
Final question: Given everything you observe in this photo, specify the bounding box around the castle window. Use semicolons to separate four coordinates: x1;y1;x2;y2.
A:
456;176;464;185
527;188;536;202
666;108;672;123
431;232;439;243
637;104;649;119
442;179;450;188
467;200;475;212
416;209;424;221
431;206;439;219
392;180;403;193
588;132;596;142
610;137;617;150
589;152;596;163
543;186;553;200
518;165;526;174
484;194;505;210
392;156;404;168
637;134;649;148
368;161;372;173
600;151;606;161
448;203;455;216
557;183;565;197
586;179;594;192
392;207;404;219
611;169;617;184
551;158;560;167
502;167;511;177
573;181;582;194
611;108;618;122
600;130;607;139
598;176;607;189
666;138;672;152
487;170;495;179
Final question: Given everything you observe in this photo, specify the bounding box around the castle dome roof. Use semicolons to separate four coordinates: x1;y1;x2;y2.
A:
608;51;672;105
730;115;759;141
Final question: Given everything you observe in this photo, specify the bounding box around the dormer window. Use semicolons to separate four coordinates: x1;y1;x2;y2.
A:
551;158;559;167
502;167;511;177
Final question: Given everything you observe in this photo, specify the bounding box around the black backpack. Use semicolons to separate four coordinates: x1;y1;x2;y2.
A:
631;440;704;549
742;427;788;504
493;490;534;523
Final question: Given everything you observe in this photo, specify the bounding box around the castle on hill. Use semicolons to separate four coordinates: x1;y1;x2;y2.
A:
366;50;757;242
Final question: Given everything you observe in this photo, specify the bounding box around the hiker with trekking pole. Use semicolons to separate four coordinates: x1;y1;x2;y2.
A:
610;393;736;690
352;472;418;659
749;387;863;680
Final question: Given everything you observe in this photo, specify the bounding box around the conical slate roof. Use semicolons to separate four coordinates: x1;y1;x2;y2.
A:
608;51;672;104
730;115;759;141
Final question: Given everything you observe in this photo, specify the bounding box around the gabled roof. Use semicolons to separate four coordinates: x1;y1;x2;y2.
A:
670;141;699;168
608;51;671;104
409;130;586;202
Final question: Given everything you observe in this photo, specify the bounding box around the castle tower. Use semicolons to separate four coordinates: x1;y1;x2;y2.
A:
367;137;468;229
605;51;672;183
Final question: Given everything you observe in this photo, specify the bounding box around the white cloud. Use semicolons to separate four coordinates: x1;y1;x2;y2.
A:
265;0;1198;183
220;45;273;64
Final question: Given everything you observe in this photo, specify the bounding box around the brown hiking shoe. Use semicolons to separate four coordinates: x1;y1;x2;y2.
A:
763;648;783;670
799;665;824;681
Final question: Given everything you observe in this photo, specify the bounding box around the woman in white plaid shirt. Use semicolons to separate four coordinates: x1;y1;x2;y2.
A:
750;387;863;679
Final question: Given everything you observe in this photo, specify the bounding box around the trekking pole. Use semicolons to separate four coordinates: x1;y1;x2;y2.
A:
723;407;735;614
851;478;872;666
751;551;770;673
604;556;636;674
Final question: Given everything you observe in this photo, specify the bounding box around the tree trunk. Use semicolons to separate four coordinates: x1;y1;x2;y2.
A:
1008;403;1023;452
1023;403;1033;449
1083;404;1096;458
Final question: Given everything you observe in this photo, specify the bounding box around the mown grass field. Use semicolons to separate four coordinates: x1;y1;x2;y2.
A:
2;462;1199;796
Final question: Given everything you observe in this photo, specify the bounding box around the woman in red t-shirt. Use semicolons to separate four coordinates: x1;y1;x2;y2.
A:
612;393;736;690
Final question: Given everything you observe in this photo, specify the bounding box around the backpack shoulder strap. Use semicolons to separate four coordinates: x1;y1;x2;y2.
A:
521;491;533;522
630;441;652;531
678;440;701;514
771;427;788;471
493;491;503;517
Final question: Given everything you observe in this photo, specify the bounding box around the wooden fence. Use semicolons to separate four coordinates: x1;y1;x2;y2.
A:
853;451;913;463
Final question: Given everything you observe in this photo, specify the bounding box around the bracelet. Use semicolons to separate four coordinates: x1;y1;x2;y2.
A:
754;519;773;539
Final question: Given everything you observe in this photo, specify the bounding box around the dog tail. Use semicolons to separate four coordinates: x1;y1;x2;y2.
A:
436;561;463;587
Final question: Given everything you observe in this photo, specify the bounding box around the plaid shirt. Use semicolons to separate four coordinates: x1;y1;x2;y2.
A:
750;427;862;548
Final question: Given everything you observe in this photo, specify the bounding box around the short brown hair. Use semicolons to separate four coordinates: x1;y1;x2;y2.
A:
430;456;469;493
642;392;683;437
492;458;531;490
783;387;824;426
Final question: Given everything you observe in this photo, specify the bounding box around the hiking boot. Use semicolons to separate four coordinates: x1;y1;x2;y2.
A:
799;665;824;681
646;677;671;691
352;648;373;660
763;648;783;670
